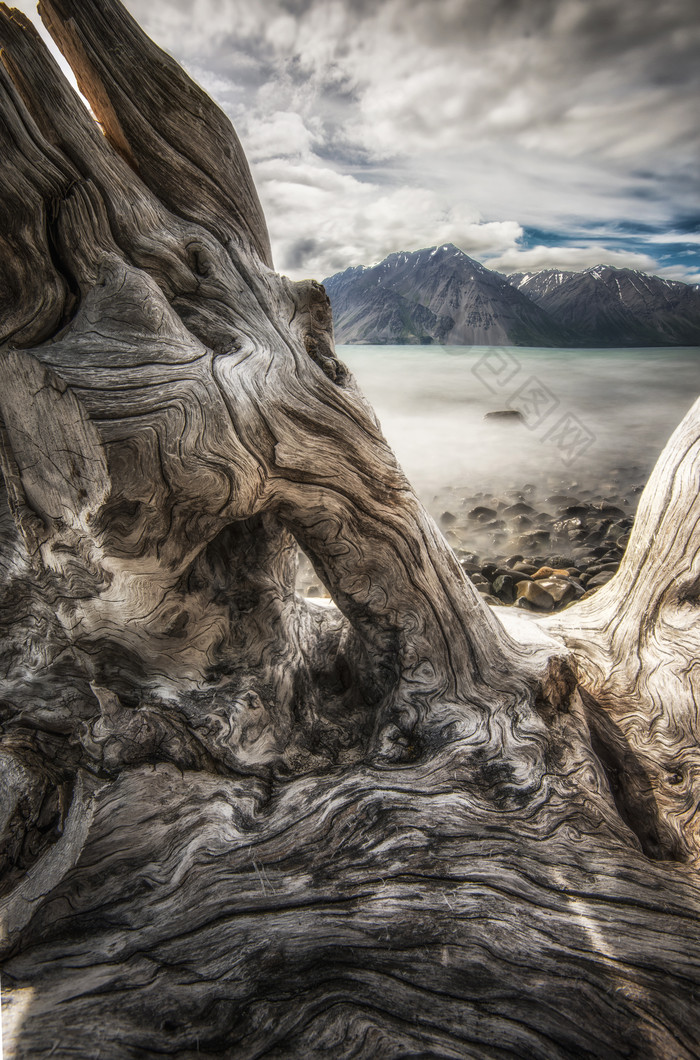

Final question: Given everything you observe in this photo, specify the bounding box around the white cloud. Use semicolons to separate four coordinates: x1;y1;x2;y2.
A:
9;0;699;282
256;159;524;278
656;265;700;284
487;243;661;275
487;243;700;284
647;233;700;246
244;111;315;162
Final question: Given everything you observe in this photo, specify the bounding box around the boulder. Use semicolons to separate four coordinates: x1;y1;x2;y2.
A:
535;577;577;606
492;574;516;604
558;505;589;517
515;580;555;612
532;566;570;580
553;517;582;536
468;506;498;522
594;504;626;518
547;555;577;569
587;571;616;589
514;597;536;611
503;502;536;516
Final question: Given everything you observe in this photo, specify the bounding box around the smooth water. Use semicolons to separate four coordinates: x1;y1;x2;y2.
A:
338;345;700;502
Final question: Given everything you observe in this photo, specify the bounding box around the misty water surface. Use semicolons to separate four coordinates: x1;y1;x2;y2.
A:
339;345;700;502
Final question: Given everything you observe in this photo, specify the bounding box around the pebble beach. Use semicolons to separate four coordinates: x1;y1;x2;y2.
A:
435;469;641;611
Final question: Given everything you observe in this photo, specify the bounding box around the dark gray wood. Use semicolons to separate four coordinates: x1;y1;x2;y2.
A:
1;3;699;1056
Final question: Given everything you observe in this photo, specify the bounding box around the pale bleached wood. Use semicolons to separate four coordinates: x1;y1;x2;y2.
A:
0;3;699;1058
539;395;700;862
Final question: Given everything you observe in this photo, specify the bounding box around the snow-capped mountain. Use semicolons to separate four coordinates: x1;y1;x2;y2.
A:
321;249;700;346
322;244;572;346
507;269;577;301
506;265;700;347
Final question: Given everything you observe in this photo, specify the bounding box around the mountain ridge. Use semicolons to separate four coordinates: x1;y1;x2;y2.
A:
322;244;573;347
322;246;700;347
510;264;700;347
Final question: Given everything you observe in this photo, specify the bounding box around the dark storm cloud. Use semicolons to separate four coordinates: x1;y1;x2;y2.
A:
14;0;700;280
286;237;320;269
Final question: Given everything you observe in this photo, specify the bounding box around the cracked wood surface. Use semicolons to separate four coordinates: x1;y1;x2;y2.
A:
1;2;700;1057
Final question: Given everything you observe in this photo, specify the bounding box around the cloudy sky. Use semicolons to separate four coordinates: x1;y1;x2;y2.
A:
14;0;700;283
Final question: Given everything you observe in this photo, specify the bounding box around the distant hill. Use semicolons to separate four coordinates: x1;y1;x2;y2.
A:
508;265;700;347
322;248;700;346
322;244;572;346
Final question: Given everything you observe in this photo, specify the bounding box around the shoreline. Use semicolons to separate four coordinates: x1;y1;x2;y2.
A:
441;476;638;611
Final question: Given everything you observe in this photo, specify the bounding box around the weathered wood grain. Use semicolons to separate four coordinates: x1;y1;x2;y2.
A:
3;754;700;1059
542;395;700;862
38;0;273;265
0;2;699;1057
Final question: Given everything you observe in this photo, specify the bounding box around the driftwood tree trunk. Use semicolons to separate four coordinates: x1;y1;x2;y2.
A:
1;3;700;1057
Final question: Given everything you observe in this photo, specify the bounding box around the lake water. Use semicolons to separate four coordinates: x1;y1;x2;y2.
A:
338;345;700;507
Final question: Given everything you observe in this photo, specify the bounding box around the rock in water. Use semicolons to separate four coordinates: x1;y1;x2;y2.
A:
484;409;524;422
